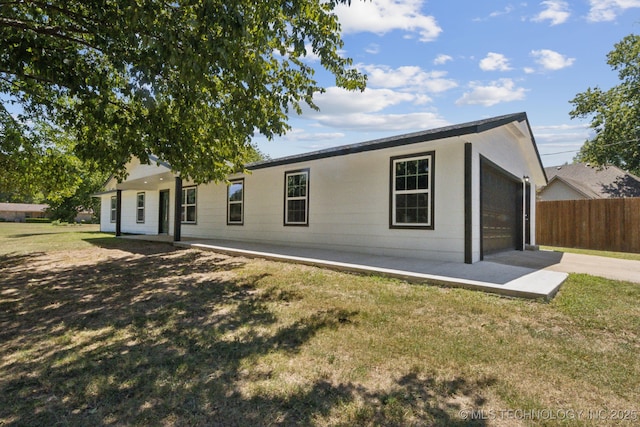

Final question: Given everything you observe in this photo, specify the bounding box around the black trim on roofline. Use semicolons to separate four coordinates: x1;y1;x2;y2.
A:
247;112;532;170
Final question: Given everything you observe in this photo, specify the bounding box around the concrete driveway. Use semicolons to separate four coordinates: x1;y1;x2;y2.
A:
486;250;640;283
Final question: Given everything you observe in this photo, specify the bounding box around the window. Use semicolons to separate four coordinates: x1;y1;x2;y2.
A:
181;186;197;223
136;192;145;223
390;152;434;228
227;179;244;225
110;196;117;223
284;169;309;226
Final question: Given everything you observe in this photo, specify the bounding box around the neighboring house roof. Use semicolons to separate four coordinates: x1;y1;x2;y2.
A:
0;203;48;212
542;163;640;198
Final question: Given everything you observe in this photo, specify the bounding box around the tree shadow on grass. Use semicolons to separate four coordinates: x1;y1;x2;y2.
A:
83;234;178;255
0;241;492;426
0;252;43;270
6;232;69;238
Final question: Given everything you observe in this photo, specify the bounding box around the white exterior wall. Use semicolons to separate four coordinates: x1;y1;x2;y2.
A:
99;194;116;233
180;138;466;262
118;190;161;234
99;116;546;264
99;186;175;235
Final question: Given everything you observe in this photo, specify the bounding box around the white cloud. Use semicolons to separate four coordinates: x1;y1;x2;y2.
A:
365;44;381;54
334;0;442;42
309;111;450;131
310;87;416;115
587;0;640;22
298;86;449;132
360;65;458;93
303;44;320;62
530;49;575;70
456;79;527;107
434;54;453;65
532;1;571;25
282;129;345;142
533;123;591;142
479;52;512;72
473;5;516;21
490;5;516;18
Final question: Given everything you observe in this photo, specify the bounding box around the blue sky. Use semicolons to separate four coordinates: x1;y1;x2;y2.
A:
255;0;640;167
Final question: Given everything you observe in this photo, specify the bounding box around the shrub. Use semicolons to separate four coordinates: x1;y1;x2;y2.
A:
25;218;53;223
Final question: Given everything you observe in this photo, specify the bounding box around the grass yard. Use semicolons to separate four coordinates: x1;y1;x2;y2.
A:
1;223;639;426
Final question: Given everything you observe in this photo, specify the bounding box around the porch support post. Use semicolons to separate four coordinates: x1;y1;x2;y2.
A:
173;177;182;242
115;189;122;237
464;143;472;264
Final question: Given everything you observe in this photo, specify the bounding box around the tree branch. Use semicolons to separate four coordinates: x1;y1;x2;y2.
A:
0;17;96;49
0;68;58;86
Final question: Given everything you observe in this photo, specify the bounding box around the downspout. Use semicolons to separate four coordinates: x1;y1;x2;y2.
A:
522;176;529;251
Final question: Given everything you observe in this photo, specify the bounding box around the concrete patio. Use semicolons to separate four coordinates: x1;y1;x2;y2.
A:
130;237;568;300
120;234;570;299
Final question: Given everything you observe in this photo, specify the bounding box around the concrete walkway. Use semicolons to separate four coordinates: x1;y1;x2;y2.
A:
488;250;640;283
168;238;568;300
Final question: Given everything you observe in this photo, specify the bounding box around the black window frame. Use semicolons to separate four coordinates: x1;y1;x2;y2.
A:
110;196;117;223
136;192;145;223
227;178;244;225
389;151;435;229
284;168;310;226
181;186;197;224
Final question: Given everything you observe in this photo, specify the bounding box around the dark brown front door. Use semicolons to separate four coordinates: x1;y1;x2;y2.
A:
159;190;170;234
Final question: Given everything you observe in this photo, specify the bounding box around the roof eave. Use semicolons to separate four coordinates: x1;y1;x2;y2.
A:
247;112;532;171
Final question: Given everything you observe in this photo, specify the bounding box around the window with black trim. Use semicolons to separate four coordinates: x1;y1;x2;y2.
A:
284;169;309;226
227;179;244;225
181;186;197;223
390;152;434;228
110;196;117;223
136;192;145;223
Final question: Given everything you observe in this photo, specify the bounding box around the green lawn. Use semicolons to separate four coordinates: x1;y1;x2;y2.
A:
0;222;106;255
1;223;639;426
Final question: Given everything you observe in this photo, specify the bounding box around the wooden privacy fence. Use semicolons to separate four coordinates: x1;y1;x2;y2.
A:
536;198;640;253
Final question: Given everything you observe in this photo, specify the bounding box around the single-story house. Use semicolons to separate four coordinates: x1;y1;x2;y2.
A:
0;203;48;222
96;112;547;264
538;163;640;201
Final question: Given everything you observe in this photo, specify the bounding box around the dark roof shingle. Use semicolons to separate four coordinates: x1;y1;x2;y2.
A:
544;163;640;198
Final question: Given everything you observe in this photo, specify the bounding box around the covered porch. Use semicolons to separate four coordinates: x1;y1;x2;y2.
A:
99;157;186;241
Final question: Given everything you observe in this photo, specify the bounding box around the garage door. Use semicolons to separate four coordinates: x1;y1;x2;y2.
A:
481;159;523;257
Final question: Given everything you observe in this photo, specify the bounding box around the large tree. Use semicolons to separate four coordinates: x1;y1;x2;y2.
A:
0;113;83;202
1;1;366;184
570;34;640;175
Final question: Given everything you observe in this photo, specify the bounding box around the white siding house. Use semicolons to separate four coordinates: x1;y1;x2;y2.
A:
97;112;547;263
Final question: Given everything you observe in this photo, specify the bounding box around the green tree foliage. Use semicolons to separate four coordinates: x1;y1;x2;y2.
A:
1;1;366;184
570;34;640;175
0;112;83;202
0;116;108;220
46;166;108;222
